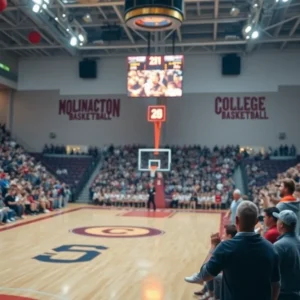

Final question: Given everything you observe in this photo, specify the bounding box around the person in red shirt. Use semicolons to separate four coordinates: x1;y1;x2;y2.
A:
263;207;280;244
215;192;222;210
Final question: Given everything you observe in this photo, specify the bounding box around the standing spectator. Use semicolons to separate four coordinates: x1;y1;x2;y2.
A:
273;210;300;300
277;179;300;234
185;201;280;300
225;189;243;224
260;207;280;244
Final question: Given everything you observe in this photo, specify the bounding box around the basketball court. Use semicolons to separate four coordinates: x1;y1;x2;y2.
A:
0;205;223;300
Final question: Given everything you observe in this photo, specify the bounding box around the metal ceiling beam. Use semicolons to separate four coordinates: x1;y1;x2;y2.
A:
273;5;290;37
0;16;248;32
280;17;300;49
112;5;135;44
9;0;76;56
6;36;300;51
177;28;182;42
197;2;201;16
213;0;219;50
0;14;16;27
264;15;300;31
1;31;23;45
97;7;108;20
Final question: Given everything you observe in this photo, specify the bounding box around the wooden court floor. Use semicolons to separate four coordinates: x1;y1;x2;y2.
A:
0;204;223;300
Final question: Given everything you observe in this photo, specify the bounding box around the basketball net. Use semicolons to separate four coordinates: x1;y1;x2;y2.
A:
150;166;157;178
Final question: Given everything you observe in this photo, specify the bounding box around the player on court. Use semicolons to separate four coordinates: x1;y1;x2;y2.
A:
147;182;156;211
190;192;197;210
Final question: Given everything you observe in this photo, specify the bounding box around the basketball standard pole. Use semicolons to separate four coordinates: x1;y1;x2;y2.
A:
154;121;162;155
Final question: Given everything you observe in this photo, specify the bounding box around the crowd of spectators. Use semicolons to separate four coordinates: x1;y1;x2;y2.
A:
269;145;297;157
250;163;300;210
0;125;71;225
246;161;269;190
90;144;240;209
185;179;300;300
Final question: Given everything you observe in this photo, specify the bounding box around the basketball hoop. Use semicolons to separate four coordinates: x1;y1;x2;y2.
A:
150;166;157;178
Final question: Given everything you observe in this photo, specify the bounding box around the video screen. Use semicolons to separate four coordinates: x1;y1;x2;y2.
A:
127;55;184;98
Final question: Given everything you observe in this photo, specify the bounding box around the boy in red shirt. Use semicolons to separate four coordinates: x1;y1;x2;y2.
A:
263;207;280;244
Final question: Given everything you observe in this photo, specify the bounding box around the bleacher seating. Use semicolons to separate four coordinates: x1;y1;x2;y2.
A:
37;156;94;187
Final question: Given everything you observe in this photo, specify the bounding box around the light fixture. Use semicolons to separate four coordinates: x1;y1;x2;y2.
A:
42;3;47;9
251;30;259;39
32;0;42;4
79;42;83;46
246;35;250;39
78;33;85;42
245;25;252;33
70;36;78;46
230;6;240;17
32;4;40;13
253;2;259;7
62;13;66;18
83;13;92;23
124;0;184;32
66;28;70;32
282;0;289;2
55;17;58;21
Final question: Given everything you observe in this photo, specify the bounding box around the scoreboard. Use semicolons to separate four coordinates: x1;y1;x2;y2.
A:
128;55;184;71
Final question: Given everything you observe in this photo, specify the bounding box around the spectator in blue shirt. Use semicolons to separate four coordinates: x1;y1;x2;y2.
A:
185;201;280;300
225;189;243;224
273;210;300;300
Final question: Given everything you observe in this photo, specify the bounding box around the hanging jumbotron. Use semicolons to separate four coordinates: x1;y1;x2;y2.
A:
124;0;184;32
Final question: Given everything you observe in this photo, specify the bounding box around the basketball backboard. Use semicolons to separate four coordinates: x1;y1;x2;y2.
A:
138;148;171;172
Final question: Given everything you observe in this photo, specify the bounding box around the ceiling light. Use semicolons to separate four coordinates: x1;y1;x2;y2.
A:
282;0;289;2
251;30;259;39
246;35;250;40
42;3;47;9
70;36;78;47
78;33;85;42
32;4;40;13
66;28;70;32
62;13;66;18
55;17;58;21
253;3;259;7
32;0;42;5
230;6;240;17
245;25;252;33
79;42;83;46
83;13;92;23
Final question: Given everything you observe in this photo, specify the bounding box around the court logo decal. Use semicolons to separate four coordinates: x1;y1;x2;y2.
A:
71;225;164;238
33;244;108;264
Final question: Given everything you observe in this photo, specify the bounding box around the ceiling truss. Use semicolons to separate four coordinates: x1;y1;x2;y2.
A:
0;0;299;58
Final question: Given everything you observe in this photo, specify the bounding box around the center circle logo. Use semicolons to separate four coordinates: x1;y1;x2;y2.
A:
71;226;164;238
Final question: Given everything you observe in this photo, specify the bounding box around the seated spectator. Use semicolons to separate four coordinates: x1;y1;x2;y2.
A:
4;189;24;219
273;210;300;300
184;201;280;300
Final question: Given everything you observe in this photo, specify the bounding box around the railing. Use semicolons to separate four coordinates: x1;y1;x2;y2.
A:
73;155;101;201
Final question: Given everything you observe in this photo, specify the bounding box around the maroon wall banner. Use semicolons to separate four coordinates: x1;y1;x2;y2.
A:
215;96;268;120
59;99;121;120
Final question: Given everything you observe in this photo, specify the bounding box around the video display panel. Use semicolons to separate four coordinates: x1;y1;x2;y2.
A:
127;55;184;98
